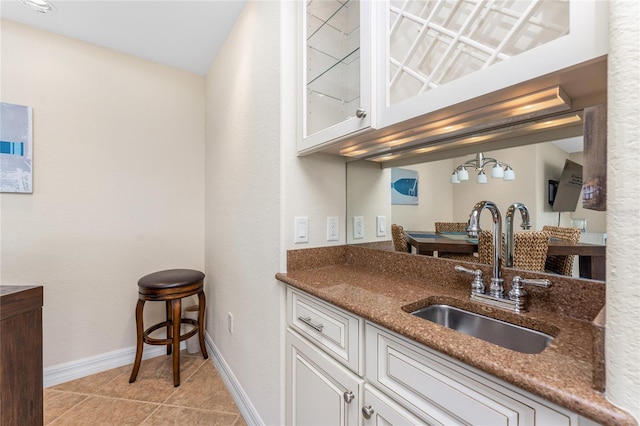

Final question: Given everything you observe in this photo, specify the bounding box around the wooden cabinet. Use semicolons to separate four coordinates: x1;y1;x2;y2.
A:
582;103;607;211
297;0;375;154
0;285;44;426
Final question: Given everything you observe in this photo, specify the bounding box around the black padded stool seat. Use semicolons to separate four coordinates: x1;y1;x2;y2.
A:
129;269;208;387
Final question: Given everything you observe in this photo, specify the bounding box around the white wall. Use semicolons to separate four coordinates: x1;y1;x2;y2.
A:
204;2;278;424
0;20;206;367
607;1;640;419
204;3;346;424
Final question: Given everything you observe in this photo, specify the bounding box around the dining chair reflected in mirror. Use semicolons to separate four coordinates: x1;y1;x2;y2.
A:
512;231;550;272
435;222;468;233
453;231;548;272
542;226;582;276
391;223;410;253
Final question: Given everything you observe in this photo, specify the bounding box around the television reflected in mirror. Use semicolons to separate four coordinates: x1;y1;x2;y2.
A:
346;137;606;281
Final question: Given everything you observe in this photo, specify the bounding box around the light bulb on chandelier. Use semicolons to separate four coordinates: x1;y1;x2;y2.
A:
450;153;515;184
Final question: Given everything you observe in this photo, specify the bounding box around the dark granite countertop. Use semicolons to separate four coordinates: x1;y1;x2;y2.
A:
276;245;635;426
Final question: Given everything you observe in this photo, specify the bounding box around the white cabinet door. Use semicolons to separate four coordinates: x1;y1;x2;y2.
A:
362;384;435;426
287;329;363;426
297;0;375;154
377;0;608;129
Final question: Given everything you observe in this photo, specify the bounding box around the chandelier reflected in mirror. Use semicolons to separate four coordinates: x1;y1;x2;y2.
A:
450;152;515;184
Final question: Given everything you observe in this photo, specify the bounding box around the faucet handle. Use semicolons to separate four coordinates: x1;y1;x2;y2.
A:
455;265;485;295
508;276;552;313
512;276;551;288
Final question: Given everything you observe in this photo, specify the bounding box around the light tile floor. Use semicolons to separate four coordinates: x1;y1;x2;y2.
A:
44;351;246;425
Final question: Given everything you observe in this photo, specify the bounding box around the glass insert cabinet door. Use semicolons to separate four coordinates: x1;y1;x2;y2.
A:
378;0;598;129
387;0;570;106
298;0;373;153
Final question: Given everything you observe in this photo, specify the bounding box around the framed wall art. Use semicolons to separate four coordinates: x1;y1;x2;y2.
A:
1;102;33;193
391;167;418;205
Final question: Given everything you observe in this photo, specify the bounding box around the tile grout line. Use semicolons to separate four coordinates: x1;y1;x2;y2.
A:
44;390;89;425
159;356;207;405
44;352;242;425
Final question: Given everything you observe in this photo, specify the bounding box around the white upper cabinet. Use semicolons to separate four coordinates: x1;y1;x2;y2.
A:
297;0;375;154
297;0;608;158
376;0;608;129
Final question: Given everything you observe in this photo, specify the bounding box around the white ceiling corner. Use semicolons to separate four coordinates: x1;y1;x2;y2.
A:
0;0;247;75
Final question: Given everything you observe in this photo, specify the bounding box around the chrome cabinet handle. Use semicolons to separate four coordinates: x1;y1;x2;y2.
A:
343;391;354;404
362;405;374;419
355;108;367;118
297;316;323;332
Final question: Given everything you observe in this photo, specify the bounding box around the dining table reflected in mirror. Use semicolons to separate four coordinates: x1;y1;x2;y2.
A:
346;139;607;282
404;230;605;281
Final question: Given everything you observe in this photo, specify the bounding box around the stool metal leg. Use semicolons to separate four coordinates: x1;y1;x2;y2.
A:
129;299;146;383
172;298;181;387
197;291;209;359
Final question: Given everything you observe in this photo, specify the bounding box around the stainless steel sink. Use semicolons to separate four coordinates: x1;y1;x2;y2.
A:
411;304;553;354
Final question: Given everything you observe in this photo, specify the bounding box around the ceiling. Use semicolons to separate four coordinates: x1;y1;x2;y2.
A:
0;0;589;155
0;0;247;75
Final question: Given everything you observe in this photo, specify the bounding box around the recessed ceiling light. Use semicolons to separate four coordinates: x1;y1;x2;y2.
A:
19;0;55;14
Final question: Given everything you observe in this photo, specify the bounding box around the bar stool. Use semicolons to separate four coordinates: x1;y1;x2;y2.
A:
129;269;209;387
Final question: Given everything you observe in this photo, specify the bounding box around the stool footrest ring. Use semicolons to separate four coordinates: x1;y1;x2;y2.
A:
143;318;199;346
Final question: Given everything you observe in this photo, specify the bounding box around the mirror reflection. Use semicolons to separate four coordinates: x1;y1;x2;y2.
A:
346;137;606;281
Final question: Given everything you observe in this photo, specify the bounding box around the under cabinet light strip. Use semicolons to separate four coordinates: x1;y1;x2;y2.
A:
366;112;582;163
339;86;572;159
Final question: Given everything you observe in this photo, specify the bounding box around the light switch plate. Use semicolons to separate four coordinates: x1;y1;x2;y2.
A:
376;215;386;237
294;216;308;243
353;216;364;239
327;216;339;241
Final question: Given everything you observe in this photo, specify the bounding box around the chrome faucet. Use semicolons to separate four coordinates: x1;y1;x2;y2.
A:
456;201;551;313
467;200;504;298
504;203;532;268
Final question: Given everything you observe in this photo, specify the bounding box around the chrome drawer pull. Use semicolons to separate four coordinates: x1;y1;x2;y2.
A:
362;406;374;419
343;391;354;404
297;316;324;332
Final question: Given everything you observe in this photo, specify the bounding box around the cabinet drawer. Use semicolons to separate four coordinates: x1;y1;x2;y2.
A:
287;287;363;374
366;323;578;426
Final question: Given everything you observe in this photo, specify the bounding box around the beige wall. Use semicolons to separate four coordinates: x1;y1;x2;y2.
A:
0;20;205;367
352;142;606;236
346;160;393;243
391;160;453;232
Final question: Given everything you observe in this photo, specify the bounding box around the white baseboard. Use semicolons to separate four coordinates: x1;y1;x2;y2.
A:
204;333;264;425
43;335;263;425
43;342;185;388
